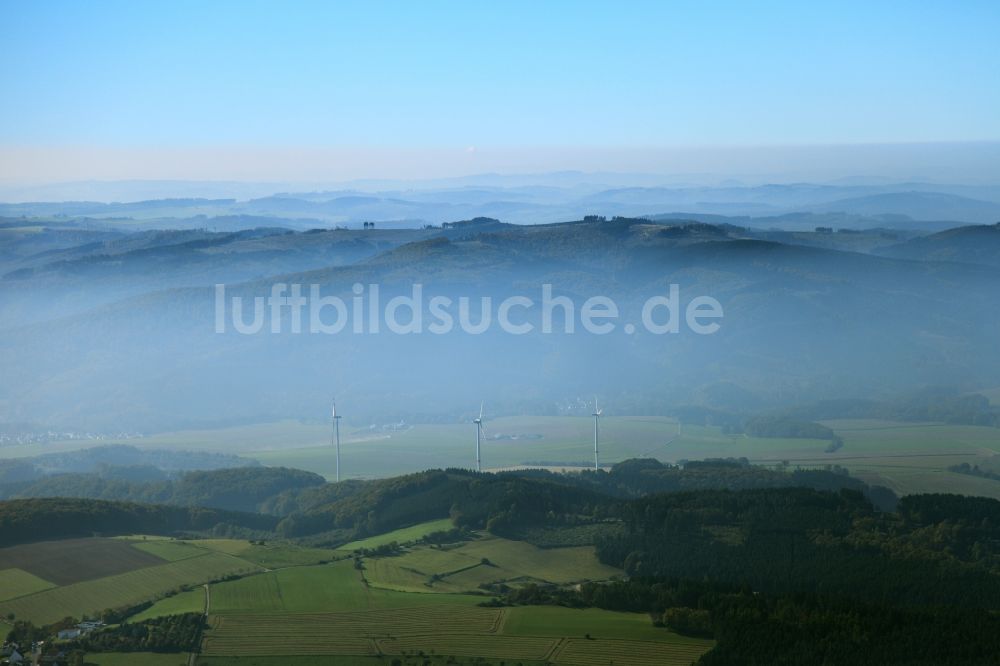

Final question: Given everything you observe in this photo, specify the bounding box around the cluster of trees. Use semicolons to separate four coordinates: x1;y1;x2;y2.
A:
737;415;841;444
949;462;1000;482
71;613;204;653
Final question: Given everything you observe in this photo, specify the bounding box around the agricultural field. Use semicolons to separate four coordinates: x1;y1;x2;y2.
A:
504;606;690;642
0;550;260;625
208;559;481;614
132;539;209;562
184;538;338;569
813;420;1000;499
338;517;455;550
201;606;505;656
364;534;620;593
0;537;166;585
196;534;708;664
199;605;711;663
0;568;54;600
129;587;206;621
552;637;712;666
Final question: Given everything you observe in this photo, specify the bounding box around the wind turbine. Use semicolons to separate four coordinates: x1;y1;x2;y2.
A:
592;397;603;470
331;400;342;482
474;402;485;472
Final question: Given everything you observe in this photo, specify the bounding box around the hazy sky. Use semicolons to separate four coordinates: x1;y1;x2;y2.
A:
1;1;999;182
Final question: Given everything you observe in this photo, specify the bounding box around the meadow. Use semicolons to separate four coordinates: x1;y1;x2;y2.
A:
129;587;206;621
0;568;54;601
364;533;620;594
208;560;481;615
337;518;455;550
503;606;693;642
184;538;339;569
200;604;713;663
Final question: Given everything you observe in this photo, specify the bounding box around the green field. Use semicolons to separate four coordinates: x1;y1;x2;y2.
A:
200;605;711;663
0;551;260;625
338;518;455;550
202;606;506;657
0;530;709;664
129;587;206;621
365;534;620;593
811;420;1000;499
0;537;167;585
553;637;711;666
209;560;481;614
504;606;693;642
196;534;709;664
0;568;55;601
183;539;338;569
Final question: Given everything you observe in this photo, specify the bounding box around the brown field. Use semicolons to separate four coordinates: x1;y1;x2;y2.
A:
0;538;165;585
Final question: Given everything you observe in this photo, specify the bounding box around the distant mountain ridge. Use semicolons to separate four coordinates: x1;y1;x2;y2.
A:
3;180;999;226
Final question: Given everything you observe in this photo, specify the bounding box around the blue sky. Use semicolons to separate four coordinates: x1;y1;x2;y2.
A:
1;1;998;180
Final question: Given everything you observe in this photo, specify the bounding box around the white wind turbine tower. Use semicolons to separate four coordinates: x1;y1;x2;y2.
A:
331;400;342;482
474;401;486;472
592;397;603;470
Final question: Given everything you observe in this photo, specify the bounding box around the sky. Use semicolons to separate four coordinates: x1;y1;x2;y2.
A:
1;0;999;183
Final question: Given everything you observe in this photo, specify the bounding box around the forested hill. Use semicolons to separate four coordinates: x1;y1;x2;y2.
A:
0;465;326;513
1;459;895;547
0;457;894;528
0;497;278;547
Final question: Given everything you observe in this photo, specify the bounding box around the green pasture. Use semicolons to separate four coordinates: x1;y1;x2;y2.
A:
129;587;206;621
338;518;454;551
0;568;55;601
208;559;482;615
